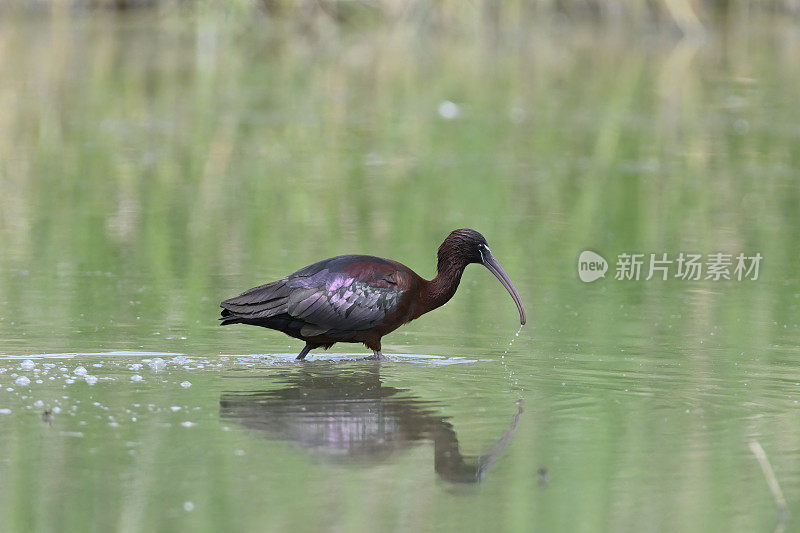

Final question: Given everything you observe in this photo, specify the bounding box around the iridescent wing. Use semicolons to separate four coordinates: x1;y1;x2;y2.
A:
220;256;404;335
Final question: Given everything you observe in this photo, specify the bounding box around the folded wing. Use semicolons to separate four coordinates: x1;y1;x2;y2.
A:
220;265;402;336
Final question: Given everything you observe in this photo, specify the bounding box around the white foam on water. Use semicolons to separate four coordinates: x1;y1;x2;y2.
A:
0;351;185;361
148;358;166;372
390;353;444;360
102;351;182;357
14;376;30;386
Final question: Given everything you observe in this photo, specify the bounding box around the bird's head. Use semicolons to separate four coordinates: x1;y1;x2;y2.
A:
438;229;526;325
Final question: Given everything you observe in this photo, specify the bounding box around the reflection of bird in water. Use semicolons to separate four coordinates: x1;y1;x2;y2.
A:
219;366;523;483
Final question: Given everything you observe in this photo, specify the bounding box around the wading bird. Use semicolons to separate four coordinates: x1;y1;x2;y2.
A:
220;228;525;360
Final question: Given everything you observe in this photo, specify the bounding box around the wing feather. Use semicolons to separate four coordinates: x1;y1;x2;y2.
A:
285;270;402;334
221;260;405;335
220;280;292;318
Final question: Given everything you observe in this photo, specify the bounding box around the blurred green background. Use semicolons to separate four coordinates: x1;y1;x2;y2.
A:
1;1;800;532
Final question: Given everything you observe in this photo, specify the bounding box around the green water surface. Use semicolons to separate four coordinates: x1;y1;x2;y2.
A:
1;6;799;532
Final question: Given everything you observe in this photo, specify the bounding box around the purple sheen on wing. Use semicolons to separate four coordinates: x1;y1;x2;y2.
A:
327;277;343;292
327;275;352;292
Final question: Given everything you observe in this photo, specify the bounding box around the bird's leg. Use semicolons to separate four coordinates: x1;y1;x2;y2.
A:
295;343;313;361
364;339;384;360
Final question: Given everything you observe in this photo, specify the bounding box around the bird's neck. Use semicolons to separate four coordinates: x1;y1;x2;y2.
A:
418;259;466;317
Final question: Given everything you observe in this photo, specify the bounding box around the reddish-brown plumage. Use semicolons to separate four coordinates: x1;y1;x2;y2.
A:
220;229;525;360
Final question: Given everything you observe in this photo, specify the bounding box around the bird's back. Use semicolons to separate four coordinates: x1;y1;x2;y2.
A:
220;255;418;340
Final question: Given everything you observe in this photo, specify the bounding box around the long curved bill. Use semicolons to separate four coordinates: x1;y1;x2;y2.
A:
482;251;526;325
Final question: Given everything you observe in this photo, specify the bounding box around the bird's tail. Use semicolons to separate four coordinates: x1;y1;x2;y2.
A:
219;280;291;326
219;308;243;326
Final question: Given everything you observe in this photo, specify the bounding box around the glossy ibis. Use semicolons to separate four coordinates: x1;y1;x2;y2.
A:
220;228;525;360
